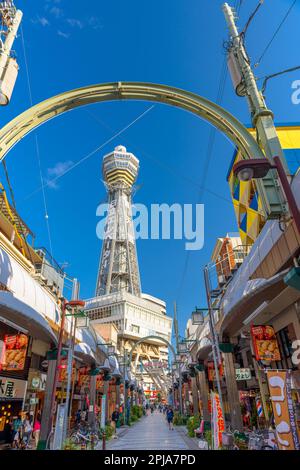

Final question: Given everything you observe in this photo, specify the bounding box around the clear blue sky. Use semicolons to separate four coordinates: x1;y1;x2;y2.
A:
1;0;299;338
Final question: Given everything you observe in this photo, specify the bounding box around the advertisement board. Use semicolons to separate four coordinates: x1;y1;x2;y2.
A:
211;391;225;450
0;376;27;401
251;325;281;361
266;370;300;450
1;334;28;371
207;362;223;382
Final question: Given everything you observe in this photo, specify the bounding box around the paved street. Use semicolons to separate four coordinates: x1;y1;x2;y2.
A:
106;412;196;451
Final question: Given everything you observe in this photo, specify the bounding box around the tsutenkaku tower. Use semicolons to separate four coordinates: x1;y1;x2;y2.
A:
95;145;141;297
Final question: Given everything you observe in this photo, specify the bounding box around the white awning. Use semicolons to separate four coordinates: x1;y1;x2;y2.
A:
0;247;60;325
0;291;57;343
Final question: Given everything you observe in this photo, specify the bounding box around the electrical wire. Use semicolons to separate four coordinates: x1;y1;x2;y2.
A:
175;53;229;304
261;65;300;94
241;1;264;37
24;105;156;200
175;0;244;312
255;0;297;66
86;109;234;206
20;25;54;260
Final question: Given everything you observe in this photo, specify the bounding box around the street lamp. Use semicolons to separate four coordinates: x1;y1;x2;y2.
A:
233;156;300;234
178;341;188;353
192;308;204;325
175;354;182;362
107;345;116;356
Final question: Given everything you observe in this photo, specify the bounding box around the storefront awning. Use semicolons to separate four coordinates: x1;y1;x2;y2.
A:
74;342;96;364
0;291;57;344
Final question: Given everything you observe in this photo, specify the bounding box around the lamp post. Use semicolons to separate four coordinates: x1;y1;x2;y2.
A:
203;266;225;420
233;156;300;235
62;298;86;443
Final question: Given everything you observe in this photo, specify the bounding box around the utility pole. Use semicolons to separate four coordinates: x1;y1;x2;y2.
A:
223;2;289;221
203;267;225;419
173;302;183;415
0;2;22;105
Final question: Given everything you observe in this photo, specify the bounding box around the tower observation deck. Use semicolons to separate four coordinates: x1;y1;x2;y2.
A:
96;145;141;297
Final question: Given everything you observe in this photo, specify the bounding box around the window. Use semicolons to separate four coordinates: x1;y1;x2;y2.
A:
131;324;140;334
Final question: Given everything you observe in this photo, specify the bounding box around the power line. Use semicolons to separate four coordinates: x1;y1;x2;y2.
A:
255;0;297;66
241;1;264;38
262;65;300;94
175;0;244;309
20;25;54;260
86;109;234;206
24;105;156;200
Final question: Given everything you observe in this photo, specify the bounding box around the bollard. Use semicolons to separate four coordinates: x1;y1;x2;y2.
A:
102;431;106;450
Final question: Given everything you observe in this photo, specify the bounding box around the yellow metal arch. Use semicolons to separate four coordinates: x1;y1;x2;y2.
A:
0;81;265;161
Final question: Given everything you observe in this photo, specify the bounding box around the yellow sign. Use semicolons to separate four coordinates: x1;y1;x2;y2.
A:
266;370;300;450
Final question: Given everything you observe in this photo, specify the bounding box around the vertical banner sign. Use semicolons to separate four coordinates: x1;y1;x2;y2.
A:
266;370;300;450
211;391;225;449
101;394;106;430
53;403;66;450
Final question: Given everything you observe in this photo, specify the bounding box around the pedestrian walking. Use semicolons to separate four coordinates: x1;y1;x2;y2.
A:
111;408;120;438
21;413;33;449
32;412;41;449
11;413;22;448
166;406;174;430
75;409;81;426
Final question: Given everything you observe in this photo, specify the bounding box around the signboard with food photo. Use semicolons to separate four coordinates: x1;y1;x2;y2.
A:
251;325;281;361
1;334;28;371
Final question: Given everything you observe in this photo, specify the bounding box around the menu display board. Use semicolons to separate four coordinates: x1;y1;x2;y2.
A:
1;334;28;371
251;325;281;361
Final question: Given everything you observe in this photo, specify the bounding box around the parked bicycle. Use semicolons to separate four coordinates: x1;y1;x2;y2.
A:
69;426;99;449
246;429;277;450
221;428;242;450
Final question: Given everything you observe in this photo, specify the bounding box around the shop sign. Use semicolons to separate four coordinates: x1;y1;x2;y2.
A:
0;376;27;401
31;377;40;389
1;334;28;371
208;362;223;381
78;367;90;387
53;403;66;450
58;358;76;383
251;325;281;362
211;391;225;449
0;340;5;368
235;368;252;381
266;370;300;450
40;374;47;391
239;390;257;399
30;398;39;405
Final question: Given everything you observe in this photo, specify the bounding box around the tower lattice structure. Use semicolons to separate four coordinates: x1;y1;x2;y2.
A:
96;145;141;297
